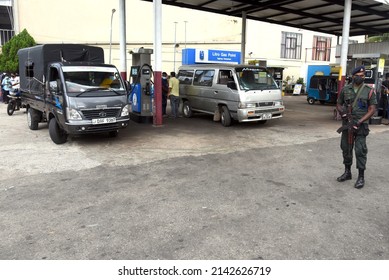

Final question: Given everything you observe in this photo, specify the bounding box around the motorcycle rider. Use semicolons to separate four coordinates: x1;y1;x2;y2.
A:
9;73;21;109
1;72;12;104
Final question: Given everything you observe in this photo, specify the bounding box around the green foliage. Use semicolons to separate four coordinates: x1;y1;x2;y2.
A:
296;77;304;85
0;29;36;72
367;33;389;43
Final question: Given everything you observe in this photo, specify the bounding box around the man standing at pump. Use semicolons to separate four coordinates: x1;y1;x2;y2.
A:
336;65;377;189
168;71;180;118
161;72;169;116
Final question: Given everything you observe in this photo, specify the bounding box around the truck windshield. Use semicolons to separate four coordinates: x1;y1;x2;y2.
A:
236;67;278;91
62;66;126;94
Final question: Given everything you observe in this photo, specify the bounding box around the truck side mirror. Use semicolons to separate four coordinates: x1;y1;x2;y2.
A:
49;81;58;93
227;80;237;90
125;80;131;92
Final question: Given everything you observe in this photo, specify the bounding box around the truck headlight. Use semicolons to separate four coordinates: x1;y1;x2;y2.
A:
275;100;283;106
121;104;130;116
238;102;256;109
66;108;82;120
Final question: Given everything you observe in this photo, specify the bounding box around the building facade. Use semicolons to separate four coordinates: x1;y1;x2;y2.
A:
6;0;365;83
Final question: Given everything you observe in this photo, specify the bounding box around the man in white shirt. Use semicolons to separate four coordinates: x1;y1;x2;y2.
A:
10;73;20;95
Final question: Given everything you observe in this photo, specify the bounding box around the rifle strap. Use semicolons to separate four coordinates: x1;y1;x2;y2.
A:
352;84;366;109
368;88;374;99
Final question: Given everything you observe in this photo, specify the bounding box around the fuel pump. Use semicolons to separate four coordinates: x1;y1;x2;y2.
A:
128;48;154;123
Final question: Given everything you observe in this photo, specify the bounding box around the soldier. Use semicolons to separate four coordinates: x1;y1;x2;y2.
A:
336;65;377;189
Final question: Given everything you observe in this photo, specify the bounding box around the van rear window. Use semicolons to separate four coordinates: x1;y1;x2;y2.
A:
177;70;194;85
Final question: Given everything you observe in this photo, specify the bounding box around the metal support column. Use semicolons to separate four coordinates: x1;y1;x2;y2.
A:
339;0;352;92
119;0;127;81
241;11;247;64
153;0;163;126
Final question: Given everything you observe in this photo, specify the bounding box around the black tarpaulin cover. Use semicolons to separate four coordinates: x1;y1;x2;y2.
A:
18;44;104;94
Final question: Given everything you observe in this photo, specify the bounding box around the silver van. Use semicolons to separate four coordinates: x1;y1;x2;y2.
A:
177;64;285;126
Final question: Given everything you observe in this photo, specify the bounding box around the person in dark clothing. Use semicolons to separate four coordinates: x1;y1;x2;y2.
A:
336;66;377;189
161;72;169;116
381;72;389;124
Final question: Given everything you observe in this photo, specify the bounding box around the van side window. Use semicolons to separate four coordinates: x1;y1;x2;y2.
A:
218;70;233;85
193;70;215;87
177;70;194;85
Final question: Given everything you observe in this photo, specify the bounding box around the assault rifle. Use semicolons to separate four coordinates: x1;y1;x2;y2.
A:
337;100;355;156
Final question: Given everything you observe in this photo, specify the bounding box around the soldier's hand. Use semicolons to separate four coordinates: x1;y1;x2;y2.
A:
341;108;348;119
352;120;361;131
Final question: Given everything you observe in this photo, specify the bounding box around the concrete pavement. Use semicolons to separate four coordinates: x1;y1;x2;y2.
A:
0;96;388;259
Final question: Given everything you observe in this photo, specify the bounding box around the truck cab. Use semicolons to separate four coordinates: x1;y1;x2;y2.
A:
19;44;130;144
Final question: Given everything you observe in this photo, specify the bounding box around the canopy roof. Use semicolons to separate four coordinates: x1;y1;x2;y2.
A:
144;0;389;37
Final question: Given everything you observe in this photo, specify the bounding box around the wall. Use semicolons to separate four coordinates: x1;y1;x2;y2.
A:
14;0;353;83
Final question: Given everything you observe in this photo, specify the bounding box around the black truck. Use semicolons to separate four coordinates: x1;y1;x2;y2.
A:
18;44;130;144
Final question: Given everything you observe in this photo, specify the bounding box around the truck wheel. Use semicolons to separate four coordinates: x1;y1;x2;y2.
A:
183;101;193;118
307;98;315;105
7;101;15;116
27;108;39;130
220;106;232;127
49;118;68;144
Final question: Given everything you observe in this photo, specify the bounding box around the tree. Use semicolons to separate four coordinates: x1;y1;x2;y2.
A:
367;33;389;43
0;29;36;72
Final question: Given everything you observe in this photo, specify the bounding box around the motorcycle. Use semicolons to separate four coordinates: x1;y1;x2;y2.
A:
7;92;24;116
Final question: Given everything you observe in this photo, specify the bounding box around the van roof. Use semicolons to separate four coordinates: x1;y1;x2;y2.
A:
178;64;267;70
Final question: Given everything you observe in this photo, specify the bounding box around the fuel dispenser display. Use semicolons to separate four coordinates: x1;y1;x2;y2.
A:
128;48;154;123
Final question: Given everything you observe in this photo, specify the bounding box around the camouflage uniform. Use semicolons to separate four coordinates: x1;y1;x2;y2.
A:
337;83;377;170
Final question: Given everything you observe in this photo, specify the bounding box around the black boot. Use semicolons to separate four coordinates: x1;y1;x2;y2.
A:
337;165;352;182
354;169;365;189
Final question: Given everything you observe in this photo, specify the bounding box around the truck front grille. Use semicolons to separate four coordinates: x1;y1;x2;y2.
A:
81;108;121;120
257;102;275;107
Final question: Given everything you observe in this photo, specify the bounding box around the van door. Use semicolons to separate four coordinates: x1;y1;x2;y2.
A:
192;69;216;113
215;69;238;110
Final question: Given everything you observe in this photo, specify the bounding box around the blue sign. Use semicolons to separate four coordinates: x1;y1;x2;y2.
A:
182;48;241;65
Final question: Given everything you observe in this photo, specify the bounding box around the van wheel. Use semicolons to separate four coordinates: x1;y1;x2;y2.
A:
307;98;315;105
220;106;232;127
183;101;193;118
27;108;39;130
49;118;68;144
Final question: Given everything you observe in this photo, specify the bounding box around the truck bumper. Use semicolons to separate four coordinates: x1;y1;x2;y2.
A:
64;118;130;134
236;106;285;122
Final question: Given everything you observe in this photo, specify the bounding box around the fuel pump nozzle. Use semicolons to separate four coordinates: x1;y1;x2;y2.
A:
143;81;151;96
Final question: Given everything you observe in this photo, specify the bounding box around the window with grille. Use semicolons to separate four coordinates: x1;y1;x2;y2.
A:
312;36;331;61
281;32;302;59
